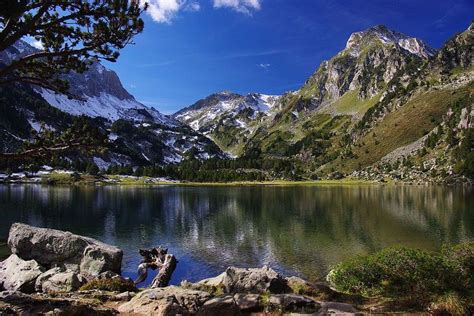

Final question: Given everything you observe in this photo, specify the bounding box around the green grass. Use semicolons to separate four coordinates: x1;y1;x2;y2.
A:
450;65;474;76
332;90;381;115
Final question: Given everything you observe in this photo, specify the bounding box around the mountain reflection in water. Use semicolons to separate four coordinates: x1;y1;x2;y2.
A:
0;184;472;285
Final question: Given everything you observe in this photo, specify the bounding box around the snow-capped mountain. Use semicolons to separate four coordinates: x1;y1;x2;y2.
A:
37;62;178;126
0;40;225;165
175;91;280;130
174;91;281;155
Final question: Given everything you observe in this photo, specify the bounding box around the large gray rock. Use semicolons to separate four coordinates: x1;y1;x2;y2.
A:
198;266;290;294
7;223;122;277
35;267;85;293
118;286;211;315
0;254;44;293
196;296;241;316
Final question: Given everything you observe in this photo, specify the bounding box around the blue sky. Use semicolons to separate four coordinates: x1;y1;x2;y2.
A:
104;0;474;114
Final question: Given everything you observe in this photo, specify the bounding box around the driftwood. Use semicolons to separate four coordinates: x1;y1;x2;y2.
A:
134;247;177;288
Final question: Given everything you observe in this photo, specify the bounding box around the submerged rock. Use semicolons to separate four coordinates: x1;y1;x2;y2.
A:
197;266;291;294
0;254;44;293
7;223;122;277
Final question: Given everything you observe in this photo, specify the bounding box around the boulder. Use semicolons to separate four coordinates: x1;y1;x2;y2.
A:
118;286;212;315
320;301;358;314
198;266;290;294
0;254;44;293
196;296;241;316
233;293;262;312
7;223;122;277
113;291;136;301
268;294;321;314
35;268;85;293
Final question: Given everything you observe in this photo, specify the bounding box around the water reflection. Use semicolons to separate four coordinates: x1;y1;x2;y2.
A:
0;184;472;284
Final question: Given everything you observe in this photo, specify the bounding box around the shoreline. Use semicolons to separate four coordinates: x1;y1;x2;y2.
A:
0;171;450;186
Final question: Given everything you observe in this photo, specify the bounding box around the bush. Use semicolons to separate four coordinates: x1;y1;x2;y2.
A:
327;246;469;300
442;241;474;293
79;278;137;292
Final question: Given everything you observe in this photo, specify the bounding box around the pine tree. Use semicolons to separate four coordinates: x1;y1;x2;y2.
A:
0;0;146;93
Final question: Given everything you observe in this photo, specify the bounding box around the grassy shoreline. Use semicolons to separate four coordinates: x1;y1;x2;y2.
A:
0;172;394;186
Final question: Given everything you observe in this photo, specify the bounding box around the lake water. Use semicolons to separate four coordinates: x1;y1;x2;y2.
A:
0;184;473;286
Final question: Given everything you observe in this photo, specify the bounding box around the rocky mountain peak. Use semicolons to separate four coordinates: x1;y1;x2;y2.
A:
346;25;435;59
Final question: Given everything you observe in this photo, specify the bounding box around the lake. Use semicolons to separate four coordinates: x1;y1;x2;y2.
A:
0;184;473;286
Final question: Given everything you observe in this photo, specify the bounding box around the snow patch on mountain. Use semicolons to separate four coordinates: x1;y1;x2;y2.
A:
38;88;177;126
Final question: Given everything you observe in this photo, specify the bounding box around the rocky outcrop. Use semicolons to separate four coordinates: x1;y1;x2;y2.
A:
0;255;44;293
1;223;125;295
197;266;291;294
8;222;122;277
118;283;324;315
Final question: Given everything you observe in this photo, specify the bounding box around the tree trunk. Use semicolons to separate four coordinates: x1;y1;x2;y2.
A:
151;253;177;288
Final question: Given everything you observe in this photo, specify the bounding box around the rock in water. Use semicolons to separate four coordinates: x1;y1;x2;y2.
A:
7;223;122;277
198;266;291;294
0;254;44;293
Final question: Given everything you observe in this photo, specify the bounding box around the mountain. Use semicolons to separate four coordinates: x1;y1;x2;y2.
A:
240;23;474;182
0;41;225;167
174;91;281;155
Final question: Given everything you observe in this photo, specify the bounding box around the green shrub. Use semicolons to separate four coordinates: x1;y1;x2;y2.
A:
327;247;461;299
79;278;137;292
442;241;474;293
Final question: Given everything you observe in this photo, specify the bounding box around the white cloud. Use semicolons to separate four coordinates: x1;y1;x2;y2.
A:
213;0;261;14
142;0;261;23
141;0;184;23
184;1;201;12
258;63;271;69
